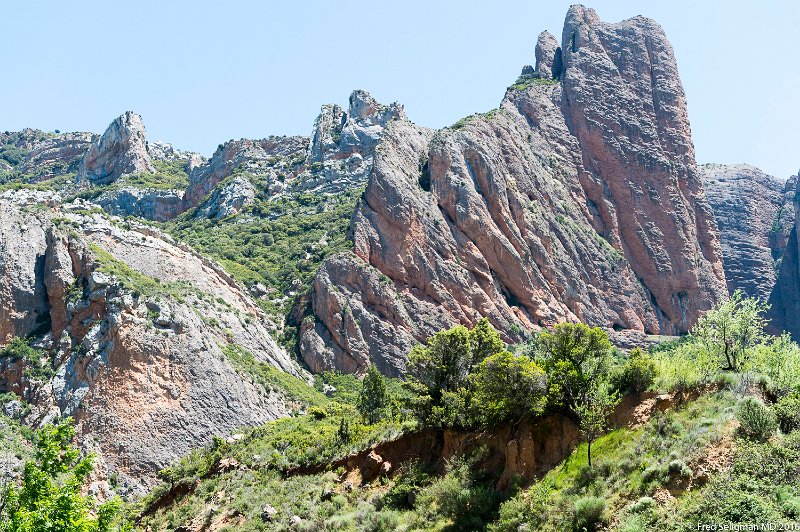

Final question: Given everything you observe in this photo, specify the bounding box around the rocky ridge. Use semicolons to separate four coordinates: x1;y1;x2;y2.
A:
0;188;303;493
299;5;728;376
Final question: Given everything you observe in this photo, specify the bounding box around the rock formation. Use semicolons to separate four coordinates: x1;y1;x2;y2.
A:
79;112;155;185
183;90;406;217
0;129;95;181
766;169;800;337
0;189;303;492
300;6;728;376
700;164;795;305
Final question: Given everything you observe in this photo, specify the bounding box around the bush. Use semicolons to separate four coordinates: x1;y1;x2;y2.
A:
773;391;800;433
629;496;656;514
668;459;692;478
573;496;606;531
737;397;778;441
614;348;657;395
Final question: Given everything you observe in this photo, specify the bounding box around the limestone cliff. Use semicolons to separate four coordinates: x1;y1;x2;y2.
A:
183;90;406;217
0;189;303;493
300;6;728;375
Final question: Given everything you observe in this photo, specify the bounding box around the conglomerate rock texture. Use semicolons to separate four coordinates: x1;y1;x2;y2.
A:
768;170;800;337
700;164;795;305
0;189;302;493
300;5;728;376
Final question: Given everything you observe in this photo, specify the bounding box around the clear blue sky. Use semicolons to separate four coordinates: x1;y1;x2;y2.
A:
4;1;799;178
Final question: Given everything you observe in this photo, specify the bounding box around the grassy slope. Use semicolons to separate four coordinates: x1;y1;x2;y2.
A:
162;184;363;348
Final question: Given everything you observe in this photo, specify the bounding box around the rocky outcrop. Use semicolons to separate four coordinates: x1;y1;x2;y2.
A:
193;175;256;219
534;31;561;78
300;6;727;375
0;129;95;181
0;190;304;492
700;164;795;304
95;187;186;222
184;90;406;217
78;112;154;185
183;136;306;211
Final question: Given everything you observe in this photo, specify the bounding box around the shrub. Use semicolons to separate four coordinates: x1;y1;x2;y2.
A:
737;397;778;441
614;348;657;395
773;392;800;433
668;459;692;478
629;496;656;514
573;496;606;531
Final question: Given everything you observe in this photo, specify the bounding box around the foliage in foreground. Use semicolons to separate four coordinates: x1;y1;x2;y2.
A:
0;419;126;532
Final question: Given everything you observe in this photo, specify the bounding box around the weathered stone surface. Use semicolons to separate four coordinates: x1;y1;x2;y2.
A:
95;187;185;222
194;175;256;219
559;5;726;332
0;190;304;492
700;164;794;303
534;30;560;78
768;170;800;337
185;90;406;217
78;112;154;185
0;129;95;181
183;136;306;211
300;7;727;375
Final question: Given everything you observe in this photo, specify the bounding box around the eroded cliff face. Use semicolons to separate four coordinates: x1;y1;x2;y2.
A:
300;6;728;376
700;164;795;305
0;189;302;493
767;170;800;337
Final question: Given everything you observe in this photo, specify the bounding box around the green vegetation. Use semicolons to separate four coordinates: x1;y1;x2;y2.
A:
163;185;363;347
117;159;189;190
508;73;560;91
222;343;328;409
404;318;546;429
736;396;778;441
0;338;55;382
357;366;389;425
0;418;126;531
134;293;800;529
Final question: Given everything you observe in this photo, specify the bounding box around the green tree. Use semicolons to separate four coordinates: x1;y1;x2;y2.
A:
405;319;505;427
537;322;612;413
692;291;768;372
0;418;124;531
574;380;620;468
614;347;657;396
357;366;389;424
470;351;547;426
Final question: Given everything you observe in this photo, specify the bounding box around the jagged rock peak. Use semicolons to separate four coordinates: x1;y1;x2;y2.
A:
534;30;561;78
348;89;406;123
308;90;406;163
79;111;154;185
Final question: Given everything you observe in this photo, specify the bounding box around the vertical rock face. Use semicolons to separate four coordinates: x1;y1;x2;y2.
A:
559;5;726;333
79;112;154;185
700;164;795;304
534;30;560;78
300;6;728;375
768;170;800;337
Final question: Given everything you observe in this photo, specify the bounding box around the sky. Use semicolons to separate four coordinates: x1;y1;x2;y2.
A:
4;1;799;178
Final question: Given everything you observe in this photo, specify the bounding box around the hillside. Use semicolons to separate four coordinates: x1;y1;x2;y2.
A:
1;3;799;531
